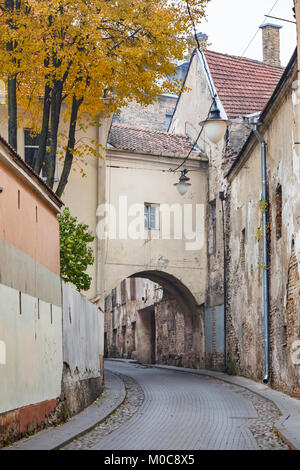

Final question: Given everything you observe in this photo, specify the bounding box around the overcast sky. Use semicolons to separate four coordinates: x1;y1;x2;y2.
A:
199;0;296;66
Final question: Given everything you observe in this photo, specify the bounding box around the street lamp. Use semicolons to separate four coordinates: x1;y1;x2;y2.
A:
174;169;191;196
200;99;231;144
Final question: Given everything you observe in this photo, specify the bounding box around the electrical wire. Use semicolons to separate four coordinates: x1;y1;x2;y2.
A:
171;99;214;172
241;0;281;58
106;165;204;173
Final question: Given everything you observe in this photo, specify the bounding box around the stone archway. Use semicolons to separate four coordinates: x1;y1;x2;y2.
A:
104;270;205;370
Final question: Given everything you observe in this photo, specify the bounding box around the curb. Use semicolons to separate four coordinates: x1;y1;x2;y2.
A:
152;364;300;451
2;371;126;451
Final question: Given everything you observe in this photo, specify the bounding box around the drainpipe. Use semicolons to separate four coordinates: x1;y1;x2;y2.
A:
219;191;227;372
251;118;270;384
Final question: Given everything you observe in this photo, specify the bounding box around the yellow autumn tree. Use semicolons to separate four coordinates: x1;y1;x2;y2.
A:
0;0;209;196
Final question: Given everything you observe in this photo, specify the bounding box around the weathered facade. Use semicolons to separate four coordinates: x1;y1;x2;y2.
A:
169;36;283;371
105;276;203;368
226;50;300;396
103;124;208;369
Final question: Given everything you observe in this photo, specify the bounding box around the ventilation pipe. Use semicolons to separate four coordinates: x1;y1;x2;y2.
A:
251;118;269;384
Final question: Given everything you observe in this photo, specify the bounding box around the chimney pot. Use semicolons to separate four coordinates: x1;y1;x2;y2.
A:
259;23;282;67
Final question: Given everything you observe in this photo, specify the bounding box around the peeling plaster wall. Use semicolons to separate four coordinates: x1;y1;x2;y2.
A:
227;63;300;395
169;51;252;371
62;282;104;417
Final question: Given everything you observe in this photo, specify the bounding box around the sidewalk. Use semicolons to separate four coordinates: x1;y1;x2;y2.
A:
153;364;300;451
2;371;126;451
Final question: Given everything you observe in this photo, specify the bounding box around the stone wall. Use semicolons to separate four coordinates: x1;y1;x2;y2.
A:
113;95;177;131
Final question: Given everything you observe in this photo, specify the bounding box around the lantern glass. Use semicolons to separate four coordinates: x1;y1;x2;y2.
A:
204;119;227;144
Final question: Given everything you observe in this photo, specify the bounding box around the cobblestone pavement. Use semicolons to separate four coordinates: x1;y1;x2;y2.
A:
62;373;144;450
63;362;289;451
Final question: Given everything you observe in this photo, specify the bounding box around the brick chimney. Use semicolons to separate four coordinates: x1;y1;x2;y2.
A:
259;23;282;67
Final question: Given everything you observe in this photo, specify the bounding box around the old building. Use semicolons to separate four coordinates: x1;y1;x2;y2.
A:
169;26;283;370
103;124;208;369
225;48;300;396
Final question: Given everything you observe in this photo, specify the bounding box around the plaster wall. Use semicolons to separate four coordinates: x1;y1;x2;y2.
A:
227;65;300;394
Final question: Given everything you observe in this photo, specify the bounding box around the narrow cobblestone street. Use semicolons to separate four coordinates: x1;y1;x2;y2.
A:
62;361;289;451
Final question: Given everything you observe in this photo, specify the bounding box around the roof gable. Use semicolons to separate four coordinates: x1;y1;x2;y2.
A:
205;50;284;119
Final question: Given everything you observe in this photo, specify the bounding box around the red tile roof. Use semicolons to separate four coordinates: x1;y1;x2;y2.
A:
205;50;284;119
108;123;199;157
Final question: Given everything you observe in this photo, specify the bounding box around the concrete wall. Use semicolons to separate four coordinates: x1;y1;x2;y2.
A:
62;282;104;417
227;59;300;396
0;284;62;444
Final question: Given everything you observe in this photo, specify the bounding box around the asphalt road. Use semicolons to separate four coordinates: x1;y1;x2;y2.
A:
90;361;261;450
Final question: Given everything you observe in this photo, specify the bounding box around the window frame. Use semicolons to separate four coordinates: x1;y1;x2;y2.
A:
144;203;160;231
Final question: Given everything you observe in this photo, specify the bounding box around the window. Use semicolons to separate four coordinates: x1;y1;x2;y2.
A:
24;129;40;170
276;184;282;240
130;278;136;301
121;280;126;305
144;203;159;230
111;288;117;309
24;129;57;181
112;329;117;346
165;114;173;131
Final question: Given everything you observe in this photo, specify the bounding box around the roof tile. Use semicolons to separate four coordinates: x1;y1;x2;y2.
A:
108;123;199;156
205;50;284;118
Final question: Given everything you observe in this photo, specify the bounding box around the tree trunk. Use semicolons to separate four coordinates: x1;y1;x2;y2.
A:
6;0;18;150
7;76;17;150
34;84;51;174
56;95;83;198
47;80;63;188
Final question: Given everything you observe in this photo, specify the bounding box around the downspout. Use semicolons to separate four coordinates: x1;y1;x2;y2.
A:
219;191;227;372
251;118;270;384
